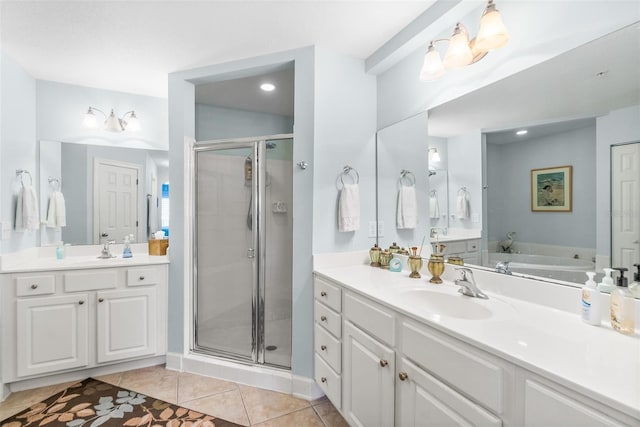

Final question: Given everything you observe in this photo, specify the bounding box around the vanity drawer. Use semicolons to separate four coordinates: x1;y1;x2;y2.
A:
314;323;341;373
314;277;341;312
315;354;341;410
401;320;504;414
344;292;394;346
127;267;162;287
314;300;341;338
467;239;480;252
16;275;55;296
64;270;117;292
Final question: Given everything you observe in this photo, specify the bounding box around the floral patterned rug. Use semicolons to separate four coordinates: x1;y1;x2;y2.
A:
1;378;243;427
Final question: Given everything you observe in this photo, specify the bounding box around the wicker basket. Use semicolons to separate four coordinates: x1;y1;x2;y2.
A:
148;239;169;256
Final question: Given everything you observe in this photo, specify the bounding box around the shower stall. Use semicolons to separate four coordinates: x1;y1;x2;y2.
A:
192;136;293;369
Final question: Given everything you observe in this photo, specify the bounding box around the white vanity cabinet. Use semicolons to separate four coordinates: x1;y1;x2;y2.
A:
314;277;343;407
1;264;167;383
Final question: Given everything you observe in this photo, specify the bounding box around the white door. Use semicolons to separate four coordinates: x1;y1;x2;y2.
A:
94;159;140;244
611;143;640;271
96;287;157;363
343;321;395;427
16;294;89;377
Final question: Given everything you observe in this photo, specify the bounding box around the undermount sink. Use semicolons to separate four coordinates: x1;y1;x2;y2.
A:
398;288;508;320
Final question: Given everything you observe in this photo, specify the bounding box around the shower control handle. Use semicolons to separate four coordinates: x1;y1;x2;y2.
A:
247;248;255;259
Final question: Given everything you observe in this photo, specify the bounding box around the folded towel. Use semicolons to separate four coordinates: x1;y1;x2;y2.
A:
338;183;360;232
429;194;440;219
456;192;470;220
397;185;418;229
46;191;67;228
15;185;39;231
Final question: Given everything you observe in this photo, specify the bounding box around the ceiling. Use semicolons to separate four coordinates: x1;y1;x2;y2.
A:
0;1;433;99
428;22;640;139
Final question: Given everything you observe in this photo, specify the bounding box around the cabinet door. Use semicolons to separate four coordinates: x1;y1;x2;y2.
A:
16;294;89;377
343;321;394;427
96;288;157;363
524;380;626;427
397;358;501;427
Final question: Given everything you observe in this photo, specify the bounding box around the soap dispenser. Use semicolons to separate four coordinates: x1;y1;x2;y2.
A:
581;272;601;326
122;235;133;258
630;263;640;299
597;268;615;294
610;267;634;335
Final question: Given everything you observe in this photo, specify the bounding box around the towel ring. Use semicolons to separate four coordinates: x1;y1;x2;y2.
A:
48;177;60;191
16;169;32;186
430;189;438;197
458;187;469;195
400;170;416;186
340;165;359;186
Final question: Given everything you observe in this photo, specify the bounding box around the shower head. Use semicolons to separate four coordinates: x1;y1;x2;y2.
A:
428;169;437;177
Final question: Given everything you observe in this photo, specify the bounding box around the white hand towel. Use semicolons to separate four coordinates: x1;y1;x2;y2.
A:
456;192;470;220
429;194;440;219
46;191;67;228
338;183;360;232
21;185;40;230
14;189;24;230
397;185;418;229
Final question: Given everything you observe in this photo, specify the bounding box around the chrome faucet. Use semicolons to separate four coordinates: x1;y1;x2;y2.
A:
430;227;447;238
98;239;116;259
495;261;512;275
454;268;488;299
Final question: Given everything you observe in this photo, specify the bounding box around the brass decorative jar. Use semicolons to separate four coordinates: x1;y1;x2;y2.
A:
408;255;423;278
447;256;464;266
369;244;381;267
389;242;400;254
428;254;445;284
379;250;392;269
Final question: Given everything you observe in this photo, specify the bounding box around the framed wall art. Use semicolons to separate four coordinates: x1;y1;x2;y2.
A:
531;165;572;212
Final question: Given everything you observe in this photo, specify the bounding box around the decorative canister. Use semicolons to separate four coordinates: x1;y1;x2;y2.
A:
379;250;392;269
408;255;423;278
369;244;381;267
428;254;445;284
389;242;400;254
447;256;464;266
397;247;410;256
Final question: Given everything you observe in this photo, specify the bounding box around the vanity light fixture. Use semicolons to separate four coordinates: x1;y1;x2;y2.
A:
84;107;140;132
419;0;509;81
516;129;528;136
260;83;276;92
428;147;441;163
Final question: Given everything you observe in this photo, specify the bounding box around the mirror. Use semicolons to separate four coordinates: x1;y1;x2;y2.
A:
39;140;169;246
377;23;640;287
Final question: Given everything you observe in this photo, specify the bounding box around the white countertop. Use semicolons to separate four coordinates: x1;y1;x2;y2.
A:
314;262;640;419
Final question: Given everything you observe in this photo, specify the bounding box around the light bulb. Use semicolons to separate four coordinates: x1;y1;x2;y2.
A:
444;23;473;69
83;108;98;128
475;0;509;51
124;111;140;132
104;109;122;132
420;43;445;81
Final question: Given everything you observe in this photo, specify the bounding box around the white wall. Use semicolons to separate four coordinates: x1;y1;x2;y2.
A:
0;53;37;255
195;104;293;141
486;123;597;248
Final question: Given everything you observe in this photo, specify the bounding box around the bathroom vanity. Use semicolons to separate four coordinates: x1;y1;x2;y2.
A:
0;245;168;395
313;254;639;426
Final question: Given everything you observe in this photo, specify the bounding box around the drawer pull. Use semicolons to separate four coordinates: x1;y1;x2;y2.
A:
98;298;104;303
320;315;327;322
31;284;38;289
398;372;409;381
379;359;389;367
78;300;85;305
139;276;145;281
321;377;327;383
321;345;327;351
320;291;327;297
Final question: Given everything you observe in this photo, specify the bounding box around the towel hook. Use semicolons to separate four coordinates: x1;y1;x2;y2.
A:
399;169;416;187
48;177;60;191
340;165;359;186
16;169;33;186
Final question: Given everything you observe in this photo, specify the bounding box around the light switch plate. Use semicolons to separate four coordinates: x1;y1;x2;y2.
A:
1;221;11;240
377;220;384;237
368;221;377;238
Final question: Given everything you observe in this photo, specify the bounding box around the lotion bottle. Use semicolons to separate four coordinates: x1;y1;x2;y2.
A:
597;268;615;294
610;267;634;335
122;235;133;258
581;272;601;326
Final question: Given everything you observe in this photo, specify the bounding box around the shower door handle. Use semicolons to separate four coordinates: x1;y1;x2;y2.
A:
247;248;255;259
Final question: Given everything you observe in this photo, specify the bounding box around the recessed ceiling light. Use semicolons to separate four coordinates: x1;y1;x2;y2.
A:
516;129;528;136
260;83;276;92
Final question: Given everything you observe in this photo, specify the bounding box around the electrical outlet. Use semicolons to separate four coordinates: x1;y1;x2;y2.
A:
1;221;11;240
368;221;377;238
377;220;384;237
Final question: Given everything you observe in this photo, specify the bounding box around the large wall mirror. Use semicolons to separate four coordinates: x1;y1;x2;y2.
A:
376;22;640;288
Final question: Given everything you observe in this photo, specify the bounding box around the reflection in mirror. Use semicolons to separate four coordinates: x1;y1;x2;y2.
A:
426;23;640;287
39;141;169;247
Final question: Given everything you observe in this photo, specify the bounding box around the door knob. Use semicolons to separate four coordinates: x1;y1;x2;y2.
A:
398;372;408;381
379;359;389;367
321;345;327;351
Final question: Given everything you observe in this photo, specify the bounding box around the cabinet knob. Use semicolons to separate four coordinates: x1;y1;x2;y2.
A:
320;291;327;297
321;377;327;383
98;298;104;303
321;345;327;351
139;276;145;281
78;300;85;305
398;372;408;381
320;315;327;322
30;284;38;289
379;359;389;367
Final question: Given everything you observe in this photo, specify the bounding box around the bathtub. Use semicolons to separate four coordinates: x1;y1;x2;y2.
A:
486;252;594;283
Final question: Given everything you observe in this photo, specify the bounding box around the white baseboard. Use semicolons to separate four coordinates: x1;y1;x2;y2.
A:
292;374;324;400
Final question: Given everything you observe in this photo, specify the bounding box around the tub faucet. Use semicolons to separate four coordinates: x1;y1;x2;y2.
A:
430;227;447;238
454;268;488;299
98;239;116;259
495;261;512;275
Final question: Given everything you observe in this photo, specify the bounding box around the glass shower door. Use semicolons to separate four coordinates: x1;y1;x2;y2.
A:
193;142;261;362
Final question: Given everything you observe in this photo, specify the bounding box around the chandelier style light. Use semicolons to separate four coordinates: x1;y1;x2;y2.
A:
420;0;509;81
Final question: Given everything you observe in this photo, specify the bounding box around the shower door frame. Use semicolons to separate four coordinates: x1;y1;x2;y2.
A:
190;134;292;367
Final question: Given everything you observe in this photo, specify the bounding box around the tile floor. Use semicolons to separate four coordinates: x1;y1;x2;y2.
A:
0;365;348;427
